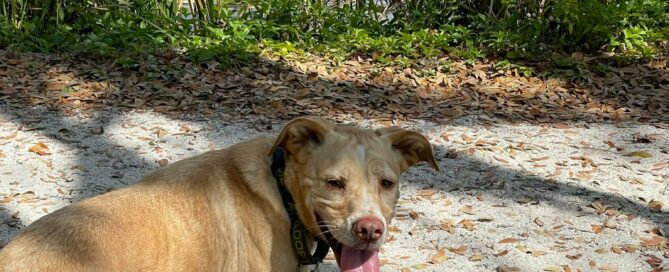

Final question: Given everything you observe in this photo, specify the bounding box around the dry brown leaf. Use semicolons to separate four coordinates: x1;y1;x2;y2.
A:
624;151;652;158
496;265;521;272
493;156;510;164
591;201;607;214
409;210;419;220
591;224;604;234
598;265;618;272
416;189;435;198
534;217;544;227
468;254;484;261
530;156;549;161
29;142;49;156
610;246;623;254
429;249;448;264
516;245;529;253
543;266;562;272
566;253;582;260
0;196;13;204
649;200;663;212
594;248;608;254
499;238;518;244
1;131;17;141
458;219;475;231
621;244;638;253
531;250;546;257
448;246;467;255
460;205;475;215
641;236;664;247
0;151;5;158
603;140;616;148
496;250;509;257
440;220;455;233
440;133;450;142
411;264;428;270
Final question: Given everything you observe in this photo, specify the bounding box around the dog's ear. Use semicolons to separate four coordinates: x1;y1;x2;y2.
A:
270;117;335;156
377;127;439;171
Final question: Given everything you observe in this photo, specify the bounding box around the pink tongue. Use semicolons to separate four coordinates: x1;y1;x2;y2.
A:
340;246;380;272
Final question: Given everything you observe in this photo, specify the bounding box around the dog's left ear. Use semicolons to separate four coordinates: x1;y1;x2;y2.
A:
270;117;335;156
378;128;439;171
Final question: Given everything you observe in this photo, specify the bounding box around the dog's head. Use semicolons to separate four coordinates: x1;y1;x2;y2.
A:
270;117;438;272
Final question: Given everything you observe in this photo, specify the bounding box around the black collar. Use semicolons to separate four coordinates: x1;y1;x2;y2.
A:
271;147;330;266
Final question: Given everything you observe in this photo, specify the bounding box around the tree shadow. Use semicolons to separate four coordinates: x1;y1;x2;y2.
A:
0;48;667;250
422;143;668;234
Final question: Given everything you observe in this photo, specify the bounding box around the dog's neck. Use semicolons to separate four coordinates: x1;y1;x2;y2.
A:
271;147;330;266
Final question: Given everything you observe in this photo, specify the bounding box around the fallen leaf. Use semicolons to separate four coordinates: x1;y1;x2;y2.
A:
496;250;509;257
534;217;545;227
29;142;50;156
531;250;546;257
412;264;428;270
460;205;475;215
530;156;549;161
624;151;652;158
458;219;475;231
429;249;448;264
594;248;608;254
1;131;17;141
499;238;518;244
516;245;529;253
440;133;450;142
566;253;582;260
409;210;419;219
448;246;467;255
591;201;607;214
0;151;5;158
603;140;616;148
621;244;638;253
610;246;623;254
646;255;662;268
543;266;562;272
641;236;664;247
592;224;604;234
494;156;510;164
649;200;663;212
468;254;484;261
496;265;521;272
598;265;618;272
416;189;435;198
440;220;455;233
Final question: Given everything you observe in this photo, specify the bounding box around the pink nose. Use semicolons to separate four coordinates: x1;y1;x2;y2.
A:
353;216;384;242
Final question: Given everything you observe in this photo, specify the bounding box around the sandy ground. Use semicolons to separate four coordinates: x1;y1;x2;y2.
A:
0;106;667;271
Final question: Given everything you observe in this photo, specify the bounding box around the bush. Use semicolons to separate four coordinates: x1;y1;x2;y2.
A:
0;0;667;64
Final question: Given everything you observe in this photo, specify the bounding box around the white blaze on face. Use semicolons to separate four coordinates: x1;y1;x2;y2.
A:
357;145;366;168
350;145;386;231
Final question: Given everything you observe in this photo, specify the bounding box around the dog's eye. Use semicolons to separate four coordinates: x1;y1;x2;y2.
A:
380;179;394;189
326;179;346;190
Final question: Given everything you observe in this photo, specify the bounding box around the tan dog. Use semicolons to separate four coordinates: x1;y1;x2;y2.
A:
0;117;438;272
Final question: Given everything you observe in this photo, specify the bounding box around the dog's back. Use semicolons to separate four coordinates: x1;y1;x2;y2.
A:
0;136;295;271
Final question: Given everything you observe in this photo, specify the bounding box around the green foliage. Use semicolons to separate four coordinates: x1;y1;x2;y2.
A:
0;0;667;66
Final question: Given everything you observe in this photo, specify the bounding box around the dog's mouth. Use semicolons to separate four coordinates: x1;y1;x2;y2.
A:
315;214;380;272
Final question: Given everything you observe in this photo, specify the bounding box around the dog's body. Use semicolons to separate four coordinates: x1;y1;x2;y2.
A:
0;118;437;272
